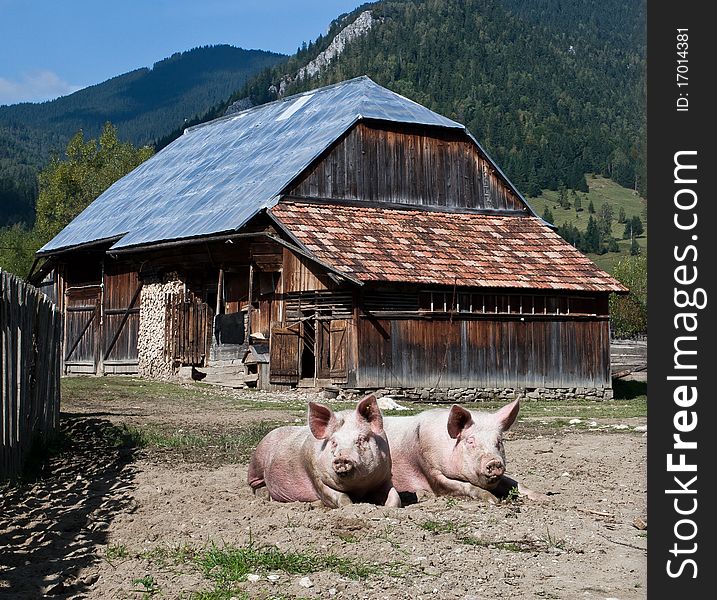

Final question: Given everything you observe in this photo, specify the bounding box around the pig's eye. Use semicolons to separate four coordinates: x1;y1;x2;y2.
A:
465;436;476;447
330;439;338;449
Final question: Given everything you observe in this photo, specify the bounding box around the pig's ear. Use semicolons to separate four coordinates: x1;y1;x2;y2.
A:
356;394;384;434
494;398;520;431
308;402;336;440
447;405;473;439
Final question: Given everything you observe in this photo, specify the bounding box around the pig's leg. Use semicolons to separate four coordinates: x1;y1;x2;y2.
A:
314;481;353;508
385;486;402;507
377;482;402;507
493;475;548;502
428;469;499;503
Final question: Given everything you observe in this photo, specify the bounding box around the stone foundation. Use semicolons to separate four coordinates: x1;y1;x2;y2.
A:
137;274;183;380
337;386;613;402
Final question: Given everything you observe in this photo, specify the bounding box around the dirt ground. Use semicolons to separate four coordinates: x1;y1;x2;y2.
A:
0;379;647;600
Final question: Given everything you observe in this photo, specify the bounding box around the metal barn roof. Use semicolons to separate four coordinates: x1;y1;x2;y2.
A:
39;76;482;255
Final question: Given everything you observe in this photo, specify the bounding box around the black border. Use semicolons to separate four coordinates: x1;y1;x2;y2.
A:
647;3;715;595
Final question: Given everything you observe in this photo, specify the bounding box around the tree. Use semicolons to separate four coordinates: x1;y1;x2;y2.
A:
597;202;614;237
618;206;627;223
573;192;582;212
631;215;644;237
542;206;554;224
609;254;647;337
35;123;153;245
630;237;640;255
0;224;40;278
587;199;595;214
623;215;644;239
584;215;601;253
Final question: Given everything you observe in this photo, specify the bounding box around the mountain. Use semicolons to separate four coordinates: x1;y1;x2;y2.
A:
219;0;646;201
0;45;286;226
1;0;646;231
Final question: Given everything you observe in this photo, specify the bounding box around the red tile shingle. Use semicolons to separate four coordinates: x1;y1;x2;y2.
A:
272;201;627;293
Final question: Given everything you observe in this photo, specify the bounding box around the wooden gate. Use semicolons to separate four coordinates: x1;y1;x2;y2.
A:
269;322;301;384
64;286;101;374
165;291;212;366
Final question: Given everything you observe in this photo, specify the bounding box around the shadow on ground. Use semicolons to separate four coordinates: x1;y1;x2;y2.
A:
0;415;139;599
612;378;647;400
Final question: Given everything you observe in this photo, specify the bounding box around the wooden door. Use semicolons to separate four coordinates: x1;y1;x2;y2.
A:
103;265;141;373
64;287;101;374
269;322;301;384
329;319;348;383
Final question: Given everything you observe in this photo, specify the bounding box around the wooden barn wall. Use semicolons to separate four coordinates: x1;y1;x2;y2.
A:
355;317;611;389
287;122;526;212
282;249;335;293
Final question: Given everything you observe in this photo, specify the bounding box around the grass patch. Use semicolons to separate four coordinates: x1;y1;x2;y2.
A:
459;536;527;552
419;520;461;535
108;420;283;462
516;397;646;420
105;543;129;561
131;574;159;598
196;542;380;583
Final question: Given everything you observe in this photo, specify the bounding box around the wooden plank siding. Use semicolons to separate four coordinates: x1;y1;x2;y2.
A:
355;316;611;390
287;122;527;212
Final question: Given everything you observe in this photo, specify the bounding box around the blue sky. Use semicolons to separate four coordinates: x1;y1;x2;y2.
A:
0;0;365;105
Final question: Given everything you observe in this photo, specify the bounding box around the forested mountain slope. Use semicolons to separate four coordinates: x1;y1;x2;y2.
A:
0;45;286;226
220;0;646;201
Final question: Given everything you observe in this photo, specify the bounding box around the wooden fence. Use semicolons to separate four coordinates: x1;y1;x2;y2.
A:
1;269;62;478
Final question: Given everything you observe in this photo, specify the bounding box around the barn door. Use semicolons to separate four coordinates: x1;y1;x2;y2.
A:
269;322;301;384
329;319;348;384
64;287;101;374
103;266;142;373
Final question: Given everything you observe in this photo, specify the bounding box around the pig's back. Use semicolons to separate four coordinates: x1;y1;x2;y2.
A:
383;410;449;493
252;425;320;503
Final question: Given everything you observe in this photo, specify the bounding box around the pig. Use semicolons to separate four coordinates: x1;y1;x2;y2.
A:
383;398;544;503
247;394;401;508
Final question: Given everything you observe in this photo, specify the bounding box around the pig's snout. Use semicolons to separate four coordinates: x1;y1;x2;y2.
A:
482;458;505;479
332;457;355;475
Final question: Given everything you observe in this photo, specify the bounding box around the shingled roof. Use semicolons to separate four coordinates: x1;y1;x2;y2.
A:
40;76;527;255
271;200;626;293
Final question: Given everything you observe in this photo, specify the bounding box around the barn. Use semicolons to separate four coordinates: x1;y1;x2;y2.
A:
33;76;626;401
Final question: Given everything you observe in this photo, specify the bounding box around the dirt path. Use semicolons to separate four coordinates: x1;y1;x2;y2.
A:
0;381;647;600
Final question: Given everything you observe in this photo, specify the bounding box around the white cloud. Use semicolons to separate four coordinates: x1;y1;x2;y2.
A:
0;70;82;106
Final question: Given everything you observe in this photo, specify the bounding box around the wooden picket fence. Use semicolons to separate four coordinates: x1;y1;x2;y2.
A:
1;269;62;478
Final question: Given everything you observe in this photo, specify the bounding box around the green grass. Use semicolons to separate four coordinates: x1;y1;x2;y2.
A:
527;174;647;275
105;543;129;561
107;420;283;462
419;520;461;535
130;541;397;600
196;542;381;582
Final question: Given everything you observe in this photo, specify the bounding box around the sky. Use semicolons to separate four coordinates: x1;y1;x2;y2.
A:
0;0;365;106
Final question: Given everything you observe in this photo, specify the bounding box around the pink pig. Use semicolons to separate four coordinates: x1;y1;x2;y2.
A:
248;394;401;508
383;399;544;503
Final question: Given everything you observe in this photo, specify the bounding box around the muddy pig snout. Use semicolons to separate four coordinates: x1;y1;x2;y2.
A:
332;456;356;475
481;457;505;479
